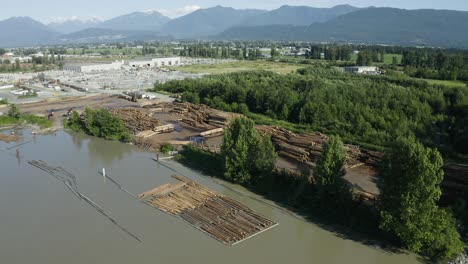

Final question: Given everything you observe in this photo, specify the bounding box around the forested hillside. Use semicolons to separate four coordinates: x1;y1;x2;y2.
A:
217;7;468;48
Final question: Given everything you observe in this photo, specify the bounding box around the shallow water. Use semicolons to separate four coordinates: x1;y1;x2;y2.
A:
0;130;421;264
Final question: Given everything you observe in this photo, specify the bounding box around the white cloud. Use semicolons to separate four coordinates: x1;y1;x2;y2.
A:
151;5;201;18
48;16;102;24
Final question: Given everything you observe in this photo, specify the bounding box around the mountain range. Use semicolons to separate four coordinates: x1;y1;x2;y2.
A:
218;7;468;48
1;5;468;48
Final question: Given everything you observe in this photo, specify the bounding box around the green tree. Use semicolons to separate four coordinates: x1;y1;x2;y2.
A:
8;104;21;119
379;137;463;261
270;47;279;58
67;108;131;142
221;117;276;184
15;59;20;71
316;136;347;197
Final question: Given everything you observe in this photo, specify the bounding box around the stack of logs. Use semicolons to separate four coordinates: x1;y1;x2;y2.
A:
111;108;160;134
139;175;277;245
256;126;383;168
258;126;468;198
144;102;238;129
443;163;468;194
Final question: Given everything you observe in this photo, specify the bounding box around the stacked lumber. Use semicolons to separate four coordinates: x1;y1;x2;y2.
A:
154;124;175;134
0;134;18;143
134;137;160;151
443;163;468;193
111;108;160;134
200;128;224;137
192;142;221;154
135;130;157;138
140;175;277;245
144;102;239;128
256;125;384;168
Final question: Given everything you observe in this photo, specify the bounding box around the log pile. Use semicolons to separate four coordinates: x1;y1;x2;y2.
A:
144;102;238;128
140;175;277;245
110;108;160;134
256;126;383;168
0;134;18;143
134;137;160;151
443;163;468;193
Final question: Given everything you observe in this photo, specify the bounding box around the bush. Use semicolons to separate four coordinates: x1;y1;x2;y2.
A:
66;108;131;142
160;143;174;154
8;104;21;119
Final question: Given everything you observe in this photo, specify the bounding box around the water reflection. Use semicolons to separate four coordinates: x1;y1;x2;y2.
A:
0;129;421;264
16;148;21;167
87;136;133;167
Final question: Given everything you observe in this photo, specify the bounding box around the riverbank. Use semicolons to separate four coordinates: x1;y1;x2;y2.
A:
0;129;421;264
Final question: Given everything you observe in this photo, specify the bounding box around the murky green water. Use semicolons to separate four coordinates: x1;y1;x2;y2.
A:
0;130;421;264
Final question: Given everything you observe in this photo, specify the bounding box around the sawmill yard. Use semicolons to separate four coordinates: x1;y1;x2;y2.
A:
2;92;387;198
1;94;406;201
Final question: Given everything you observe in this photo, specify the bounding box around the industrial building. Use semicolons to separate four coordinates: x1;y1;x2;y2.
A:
63;60;124;73
343;66;381;74
127;57;181;68
64;57;181;72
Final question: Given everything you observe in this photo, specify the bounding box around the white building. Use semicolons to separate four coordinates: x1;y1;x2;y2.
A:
127;57;181;68
63;60;124;73
63;57;181;73
344;66;380;74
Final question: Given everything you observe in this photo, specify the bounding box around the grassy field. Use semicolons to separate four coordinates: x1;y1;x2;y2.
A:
173;60;304;75
350;53;402;65
420;78;467;87
383;54;403;64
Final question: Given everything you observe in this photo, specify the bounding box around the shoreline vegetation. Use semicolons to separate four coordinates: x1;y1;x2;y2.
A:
152;63;467;261
65;108;131;142
176;117;463;262
0;104;52;128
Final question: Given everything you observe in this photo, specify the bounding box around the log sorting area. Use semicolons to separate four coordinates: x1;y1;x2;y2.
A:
139;175;278;245
144;102;239;129
255;125;468;201
110;108;161;134
256;125;383;168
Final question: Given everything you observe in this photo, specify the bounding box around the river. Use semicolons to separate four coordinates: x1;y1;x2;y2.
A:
0;129;421;264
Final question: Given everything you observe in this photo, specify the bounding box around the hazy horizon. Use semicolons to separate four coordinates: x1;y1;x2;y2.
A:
1;0;468;24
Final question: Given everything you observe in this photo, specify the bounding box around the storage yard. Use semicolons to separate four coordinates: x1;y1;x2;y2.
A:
0;57;232;105
139;175;277;245
4;92;468;206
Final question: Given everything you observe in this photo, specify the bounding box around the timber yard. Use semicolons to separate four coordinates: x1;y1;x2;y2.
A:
1;51;467;264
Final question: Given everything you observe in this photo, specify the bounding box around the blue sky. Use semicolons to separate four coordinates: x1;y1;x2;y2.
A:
1;0;468;23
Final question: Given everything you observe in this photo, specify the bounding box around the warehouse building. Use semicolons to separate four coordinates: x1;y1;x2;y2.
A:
64;57;181;72
127;57;181;68
64;60;124;73
343;66;381;75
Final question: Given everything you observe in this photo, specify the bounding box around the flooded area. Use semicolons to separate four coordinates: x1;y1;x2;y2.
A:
0;129;421;264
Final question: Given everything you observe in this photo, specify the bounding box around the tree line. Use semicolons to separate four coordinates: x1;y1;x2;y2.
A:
153;67;468;155
178;117;463;261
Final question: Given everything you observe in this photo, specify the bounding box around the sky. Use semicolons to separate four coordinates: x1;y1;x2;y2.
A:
1;0;468;23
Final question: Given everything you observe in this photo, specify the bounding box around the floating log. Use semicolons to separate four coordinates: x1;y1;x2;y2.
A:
0;134;19;143
140;175;277;245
